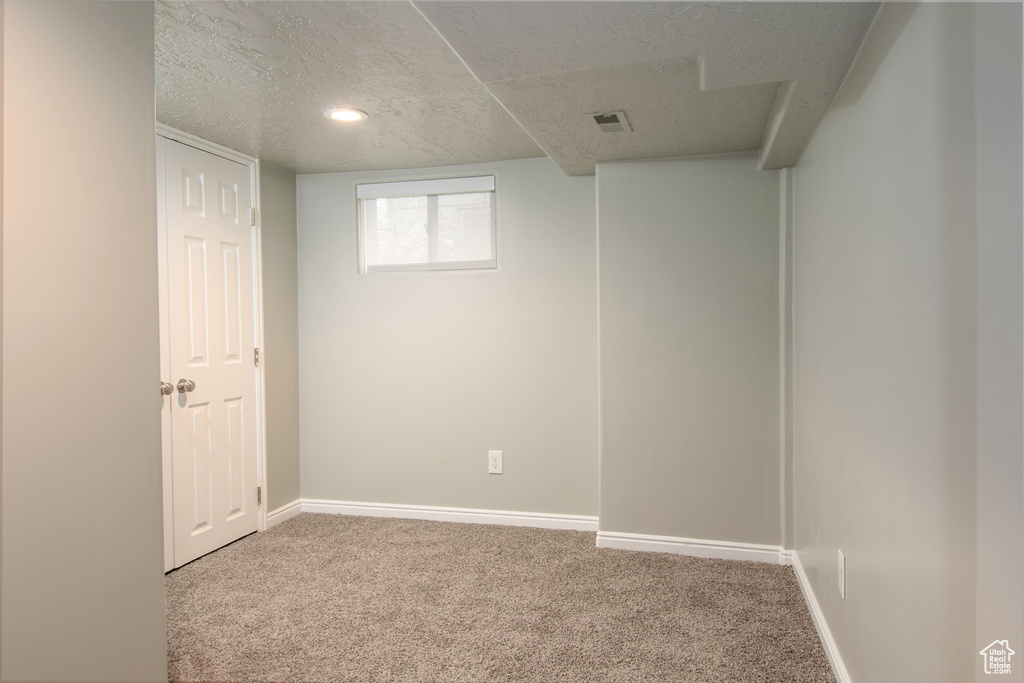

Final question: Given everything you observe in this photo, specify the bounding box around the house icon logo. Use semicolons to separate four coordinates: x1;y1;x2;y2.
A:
980;640;1015;675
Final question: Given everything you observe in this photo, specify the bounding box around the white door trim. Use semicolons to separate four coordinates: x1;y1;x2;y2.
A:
156;136;173;572
156;123;257;167
156;124;269;557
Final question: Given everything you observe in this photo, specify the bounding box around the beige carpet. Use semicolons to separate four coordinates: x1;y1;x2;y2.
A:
166;513;834;682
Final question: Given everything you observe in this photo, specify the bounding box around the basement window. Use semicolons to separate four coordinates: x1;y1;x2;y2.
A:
357;175;497;273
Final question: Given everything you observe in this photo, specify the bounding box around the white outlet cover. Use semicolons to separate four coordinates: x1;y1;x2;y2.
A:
488;450;502;474
838;549;846;599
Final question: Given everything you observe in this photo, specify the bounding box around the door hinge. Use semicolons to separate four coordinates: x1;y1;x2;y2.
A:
257;486;262;506
250;207;257;226
254;348;260;367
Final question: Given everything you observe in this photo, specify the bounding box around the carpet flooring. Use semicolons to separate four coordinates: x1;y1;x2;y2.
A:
166;513;835;683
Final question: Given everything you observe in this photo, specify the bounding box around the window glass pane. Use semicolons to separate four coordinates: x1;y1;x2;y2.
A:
365;196;429;265
436;193;493;263
357;176;496;272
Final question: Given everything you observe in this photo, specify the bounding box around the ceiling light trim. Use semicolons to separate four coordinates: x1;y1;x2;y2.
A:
324;107;369;123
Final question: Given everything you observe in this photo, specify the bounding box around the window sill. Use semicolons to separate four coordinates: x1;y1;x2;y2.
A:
364;259;498;274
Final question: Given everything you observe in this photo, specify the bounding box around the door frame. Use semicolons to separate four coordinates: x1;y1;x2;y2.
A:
156;123;269;571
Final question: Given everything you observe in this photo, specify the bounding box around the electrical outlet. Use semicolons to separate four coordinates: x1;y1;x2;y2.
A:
838;549;846;599
488;450;502;474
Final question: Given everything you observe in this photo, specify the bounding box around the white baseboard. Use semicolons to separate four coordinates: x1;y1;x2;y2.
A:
596;530;787;564
266;499;303;529
791;551;851;683
300;498;599;532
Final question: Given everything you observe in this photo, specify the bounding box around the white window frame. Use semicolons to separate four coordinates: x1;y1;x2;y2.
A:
356;175;498;274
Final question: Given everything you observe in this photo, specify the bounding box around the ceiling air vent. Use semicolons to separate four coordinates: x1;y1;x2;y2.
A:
591;110;632;133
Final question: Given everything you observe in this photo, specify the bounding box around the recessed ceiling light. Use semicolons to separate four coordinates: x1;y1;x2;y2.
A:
324;107;368;122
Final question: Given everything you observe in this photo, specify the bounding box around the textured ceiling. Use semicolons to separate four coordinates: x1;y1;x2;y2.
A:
156;1;878;176
155;1;543;173
413;2;879;174
486;57;780;176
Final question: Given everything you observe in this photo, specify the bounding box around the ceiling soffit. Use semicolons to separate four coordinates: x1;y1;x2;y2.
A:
413;2;880;175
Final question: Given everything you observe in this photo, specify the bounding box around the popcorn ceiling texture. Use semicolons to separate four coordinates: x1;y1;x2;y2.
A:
155;1;543;173
415;2;879;174
156;2;877;176
486;58;780;177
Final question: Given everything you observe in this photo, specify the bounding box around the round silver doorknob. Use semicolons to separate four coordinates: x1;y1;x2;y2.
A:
176;379;196;393
160;381;173;396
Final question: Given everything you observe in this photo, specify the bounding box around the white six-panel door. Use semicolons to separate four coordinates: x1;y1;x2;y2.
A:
159;137;259;569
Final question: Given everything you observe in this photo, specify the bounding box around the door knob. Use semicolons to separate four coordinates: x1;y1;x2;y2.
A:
160;381;173;396
176;379;196;393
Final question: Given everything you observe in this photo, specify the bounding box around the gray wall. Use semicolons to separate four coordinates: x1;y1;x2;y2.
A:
261;163;301;511
297;158;598;515
597;153;781;544
2;2;167;680
791;4;988;681
974;4;1023;680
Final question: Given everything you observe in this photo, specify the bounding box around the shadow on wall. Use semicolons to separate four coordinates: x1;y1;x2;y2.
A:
827;3;915;111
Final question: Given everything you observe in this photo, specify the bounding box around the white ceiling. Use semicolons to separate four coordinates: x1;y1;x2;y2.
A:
155;2;879;176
